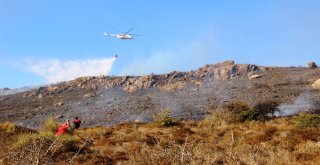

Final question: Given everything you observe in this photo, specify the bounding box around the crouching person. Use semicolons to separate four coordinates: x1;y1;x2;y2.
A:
56;120;70;135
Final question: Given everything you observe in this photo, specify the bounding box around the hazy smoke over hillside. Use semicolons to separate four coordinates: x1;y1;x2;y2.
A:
27;57;116;83
275;90;312;116
0;86;38;96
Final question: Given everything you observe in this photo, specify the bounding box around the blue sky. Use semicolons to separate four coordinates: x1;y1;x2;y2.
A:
1;0;319;88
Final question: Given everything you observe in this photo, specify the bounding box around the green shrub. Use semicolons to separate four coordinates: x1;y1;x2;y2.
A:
153;109;175;127
238;108;260;122
296;113;320;128
223;101;259;122
223;101;278;122
253;100;279;119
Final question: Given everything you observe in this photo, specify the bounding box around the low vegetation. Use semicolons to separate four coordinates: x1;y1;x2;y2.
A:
221;100;279;123
1;107;320;164
152;109;176;127
296;113;320;128
0;121;16;133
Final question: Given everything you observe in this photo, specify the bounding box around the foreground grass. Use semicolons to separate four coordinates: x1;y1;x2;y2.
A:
1;114;320;165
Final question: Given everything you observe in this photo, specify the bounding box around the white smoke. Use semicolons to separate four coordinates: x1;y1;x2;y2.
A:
26;57;116;83
275;91;313;117
120;37;223;75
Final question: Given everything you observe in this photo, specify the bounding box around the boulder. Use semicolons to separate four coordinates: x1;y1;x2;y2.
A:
54;102;64;107
312;79;320;89
248;75;262;80
47;86;59;93
307;61;317;69
83;93;96;98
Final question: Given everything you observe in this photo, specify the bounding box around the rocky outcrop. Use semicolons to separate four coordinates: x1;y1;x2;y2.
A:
194;60;264;80
31;61;267;95
0;88;10;92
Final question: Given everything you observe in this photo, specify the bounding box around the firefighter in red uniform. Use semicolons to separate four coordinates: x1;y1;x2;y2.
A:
56;120;70;135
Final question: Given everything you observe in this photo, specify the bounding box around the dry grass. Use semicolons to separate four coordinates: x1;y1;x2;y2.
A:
1;113;320;164
0;121;16;133
42;117;60;133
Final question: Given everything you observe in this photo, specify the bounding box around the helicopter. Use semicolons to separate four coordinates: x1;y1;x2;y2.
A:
103;28;140;40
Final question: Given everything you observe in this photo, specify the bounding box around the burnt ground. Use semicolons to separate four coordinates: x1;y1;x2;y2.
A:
1;65;320;129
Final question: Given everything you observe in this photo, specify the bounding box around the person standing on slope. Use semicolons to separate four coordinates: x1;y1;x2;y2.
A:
73;117;81;129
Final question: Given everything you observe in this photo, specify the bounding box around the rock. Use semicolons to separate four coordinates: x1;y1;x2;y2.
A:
83;93;96;98
248;75;262;80
54;102;64;106
172;72;184;78
124;86;138;93
312;79;320;89
121;76;128;83
307;61;317;69
86;77;92;81
222;60;235;65
127;78;136;84
259;67;268;72
47;86;60;94
0;98;8;101
0;88;10;92
55;115;64;119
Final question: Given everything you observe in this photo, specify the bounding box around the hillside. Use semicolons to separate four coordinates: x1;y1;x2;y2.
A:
1;60;320;128
1;113;320;164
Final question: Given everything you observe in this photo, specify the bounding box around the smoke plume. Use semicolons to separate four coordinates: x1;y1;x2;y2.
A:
275;90;313;117
26;57;116;83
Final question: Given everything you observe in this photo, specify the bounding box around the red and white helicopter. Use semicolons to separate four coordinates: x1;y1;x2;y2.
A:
103;28;140;40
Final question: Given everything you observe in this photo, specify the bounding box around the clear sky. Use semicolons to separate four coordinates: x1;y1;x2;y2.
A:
1;0;319;88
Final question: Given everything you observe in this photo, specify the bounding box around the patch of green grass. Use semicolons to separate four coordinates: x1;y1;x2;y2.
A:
296;113;320;128
14;133;39;148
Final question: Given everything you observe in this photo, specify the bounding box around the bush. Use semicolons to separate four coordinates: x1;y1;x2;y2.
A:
238;108;260;122
253;100;279;119
223;101;261;122
153;109;175;127
222;101;276;122
199;109;237;131
222;101;250;114
0;121;16;133
296;113;320;128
